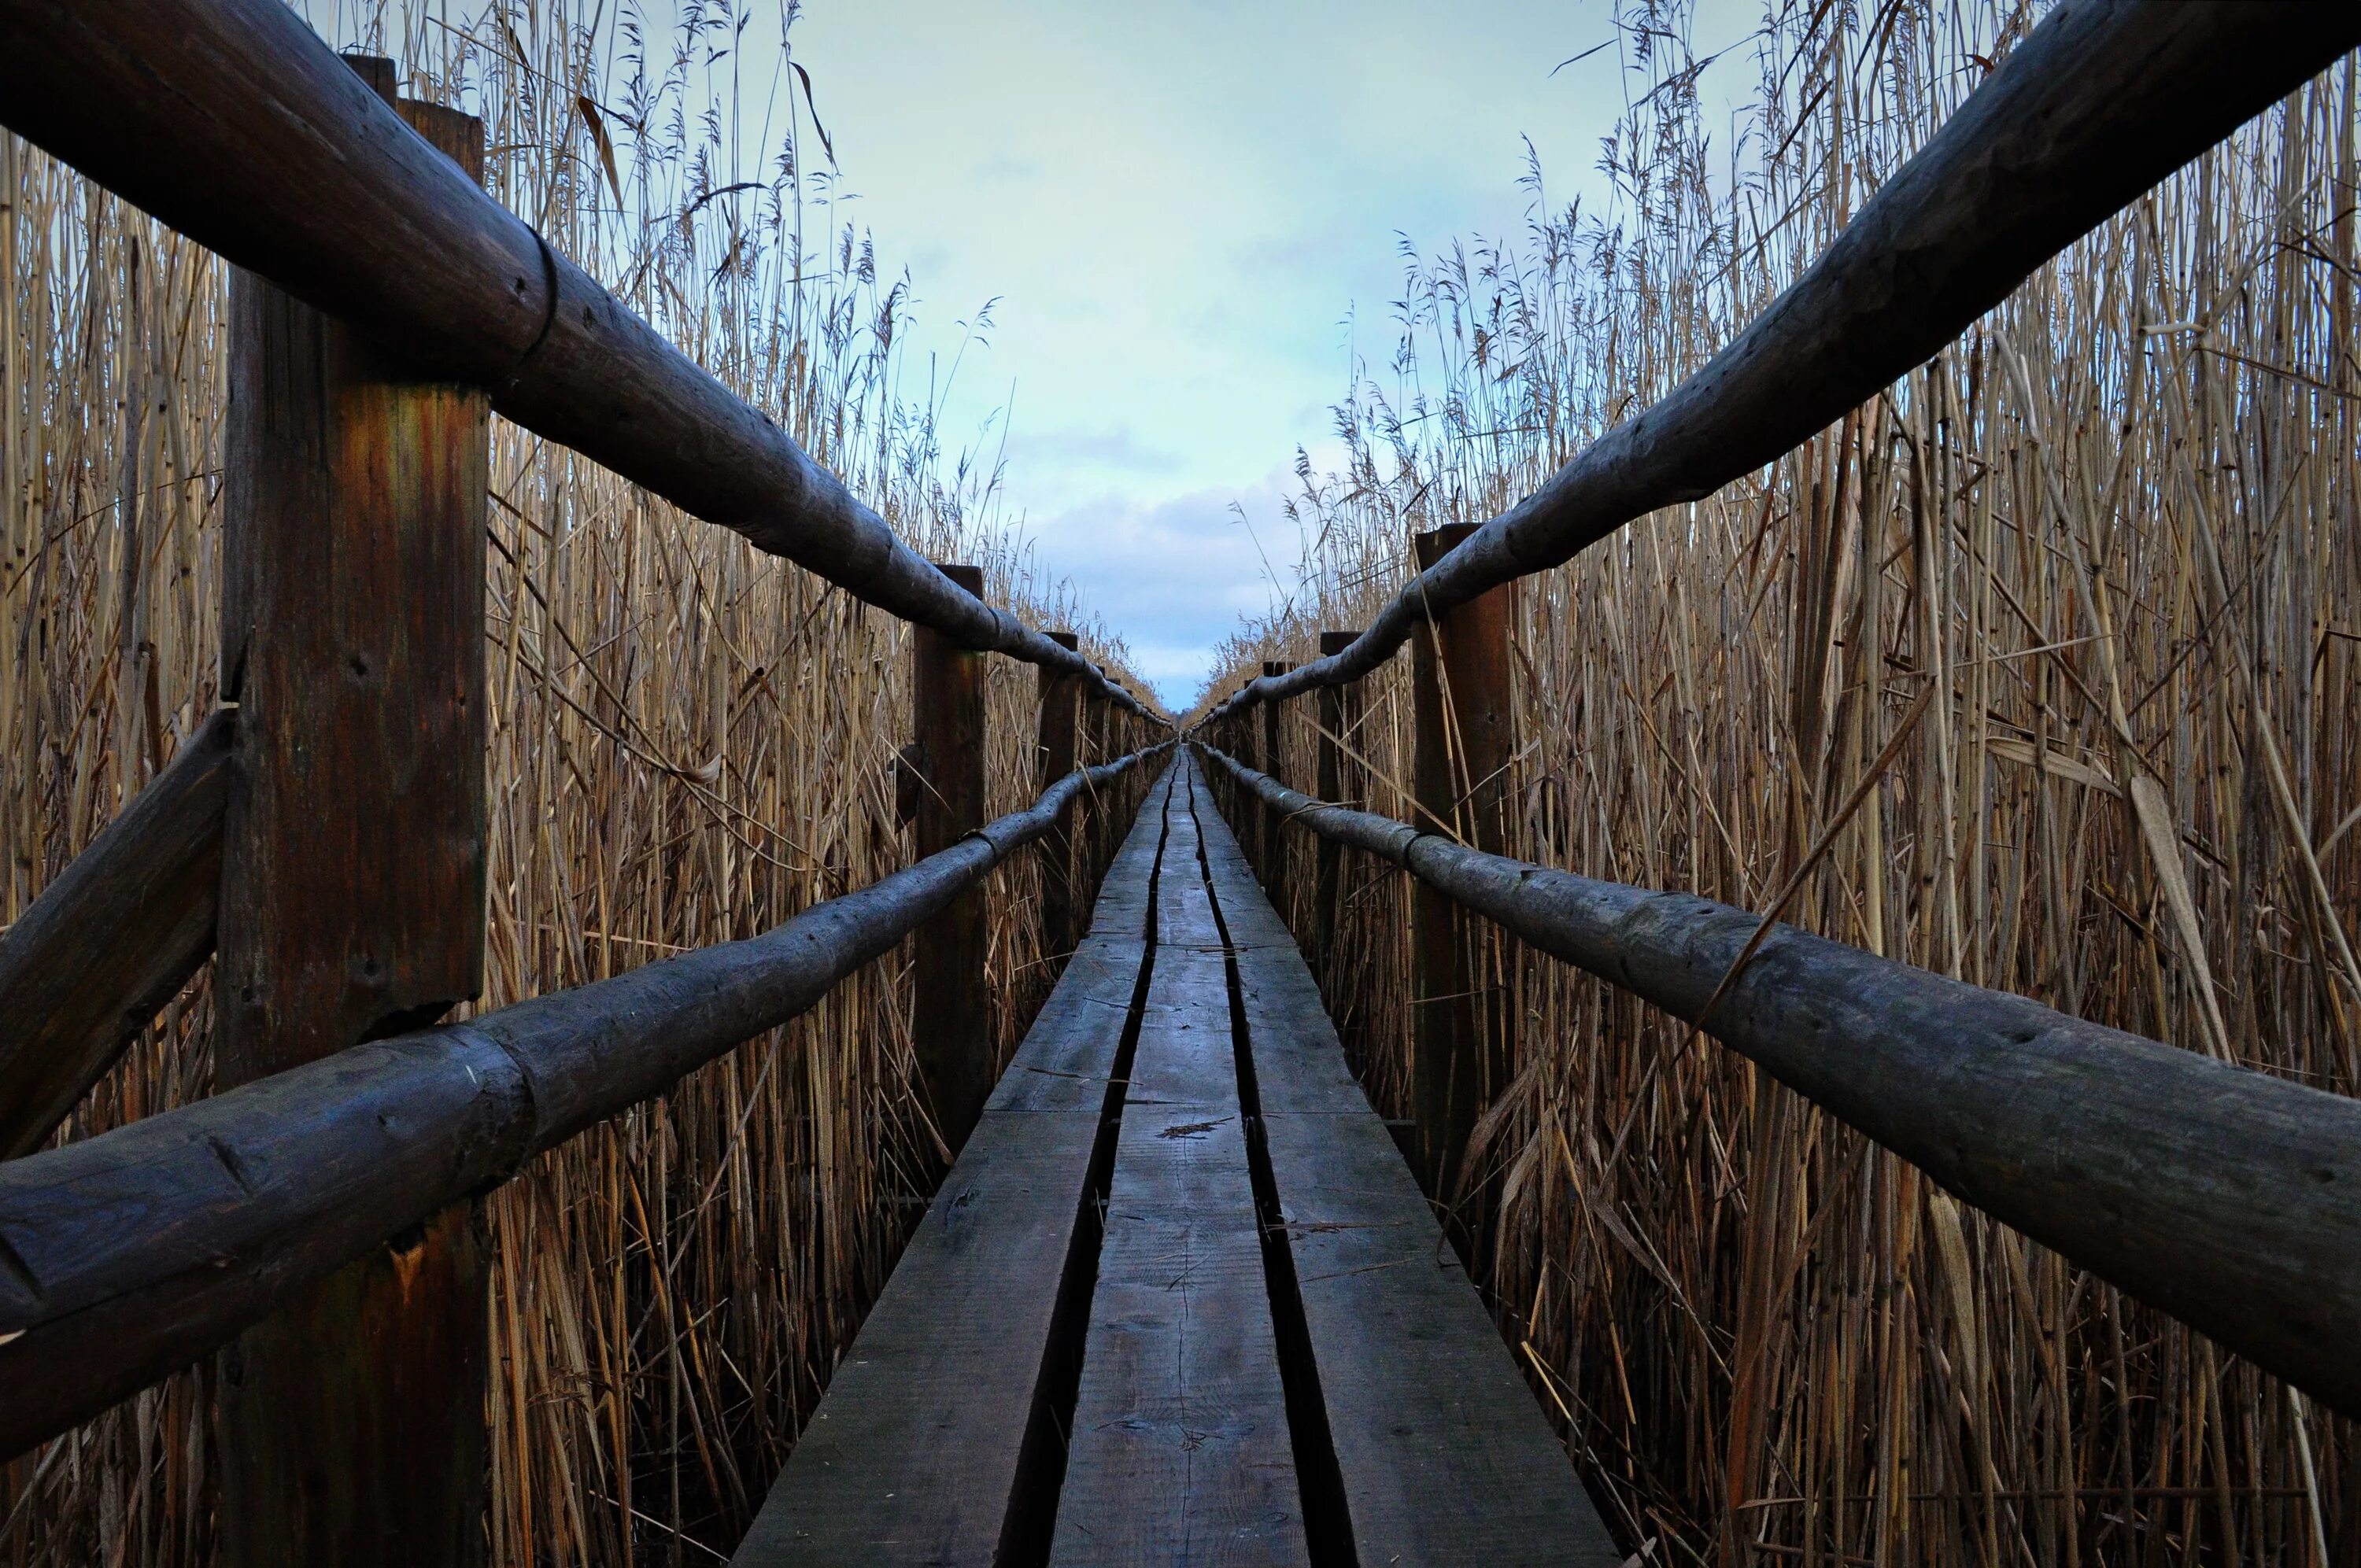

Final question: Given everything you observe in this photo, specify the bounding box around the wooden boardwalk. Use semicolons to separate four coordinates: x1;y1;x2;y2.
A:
736;753;1619;1566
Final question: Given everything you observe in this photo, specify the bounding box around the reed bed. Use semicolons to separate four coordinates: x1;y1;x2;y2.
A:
0;2;1149;1561
1200;2;2360;1564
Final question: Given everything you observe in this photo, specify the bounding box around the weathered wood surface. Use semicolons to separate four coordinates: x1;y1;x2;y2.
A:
1205;0;2361;725
1038;629;1086;962
732;766;1173;1568
911;563;992;1157
1256;659;1291;908
729;751;1612;1561
0;747;1167;1460
1187;762;1620;1566
1408;523;1517;1204
209;73;494;1562
1050;779;1308;1565
1309;629;1359;972
0;708;229;1159
1195;741;2361;1422
0;0;1149;719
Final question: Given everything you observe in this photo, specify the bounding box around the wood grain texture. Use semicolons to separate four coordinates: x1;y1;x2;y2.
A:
1194;740;2361;1421
912;563;992;1157
1409;523;1516;1200
1050;895;1309;1566
1310;630;1360;971
210;78;493;1567
1205;0;2361;725
732;1109;1107;1567
0;708;230;1158
1039;630;1085;962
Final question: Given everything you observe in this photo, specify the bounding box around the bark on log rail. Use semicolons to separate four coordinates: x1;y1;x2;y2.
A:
0;0;1148;721
0;745;1170;1461
0;710;231;1159
1206;0;2361;724
1193;743;2361;1422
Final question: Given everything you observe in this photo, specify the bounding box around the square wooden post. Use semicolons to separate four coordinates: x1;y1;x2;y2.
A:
1258;660;1292;913
1037;631;1083;965
1409;525;1517;1205
1313;630;1362;973
911;563;991;1157
212;57;491;1566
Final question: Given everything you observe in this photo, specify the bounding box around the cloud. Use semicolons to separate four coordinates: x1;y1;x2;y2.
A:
768;0;1765;686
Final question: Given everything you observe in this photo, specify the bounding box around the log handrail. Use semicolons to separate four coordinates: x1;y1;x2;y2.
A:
1193;743;2361;1422
0;743;1171;1460
0;710;231;1158
0;0;1155;721
1203;0;2361;724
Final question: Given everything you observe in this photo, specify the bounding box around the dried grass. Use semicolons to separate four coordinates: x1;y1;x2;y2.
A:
0;2;1147;1560
1203;2;2360;1563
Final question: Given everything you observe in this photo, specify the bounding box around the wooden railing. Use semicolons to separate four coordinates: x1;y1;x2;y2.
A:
1195;743;2361;1422
1203;0;2361;723
0;3;1176;1554
0;0;1152;720
0;743;1166;1457
1180;0;2361;1438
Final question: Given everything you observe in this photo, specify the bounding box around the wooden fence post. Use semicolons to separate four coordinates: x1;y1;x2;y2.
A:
911;563;990;1157
1312;629;1362;973
1409;524;1517;1205
1259;660;1292;913
212;57;491;1566
1037;632;1083;965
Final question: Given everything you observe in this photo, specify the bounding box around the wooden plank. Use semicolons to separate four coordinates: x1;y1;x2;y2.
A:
733;1109;1106;1567
1188;752;1619;1566
1080;759;1173;941
0;708;229;1158
734;771;1173;1566
1259;1112;1621;1568
1050;923;1308;1566
210;63;492;1566
1185;778;1296;954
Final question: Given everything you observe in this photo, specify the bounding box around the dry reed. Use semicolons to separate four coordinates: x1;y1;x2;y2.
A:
0;1;1150;1561
1202;2;2359;1564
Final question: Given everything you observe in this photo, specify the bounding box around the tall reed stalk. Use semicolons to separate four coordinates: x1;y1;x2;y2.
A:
1204;3;2359;1563
0;2;1147;1560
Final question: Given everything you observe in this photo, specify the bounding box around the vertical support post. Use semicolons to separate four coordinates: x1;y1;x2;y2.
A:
1037;632;1083;965
213;58;490;1566
1312;630;1362;973
1409;524;1517;1207
1259;660;1292;913
912;563;991;1157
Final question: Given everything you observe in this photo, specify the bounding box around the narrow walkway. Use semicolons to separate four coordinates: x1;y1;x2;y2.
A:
735;753;1618;1566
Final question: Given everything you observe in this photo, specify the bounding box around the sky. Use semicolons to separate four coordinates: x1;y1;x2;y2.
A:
769;0;1759;709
